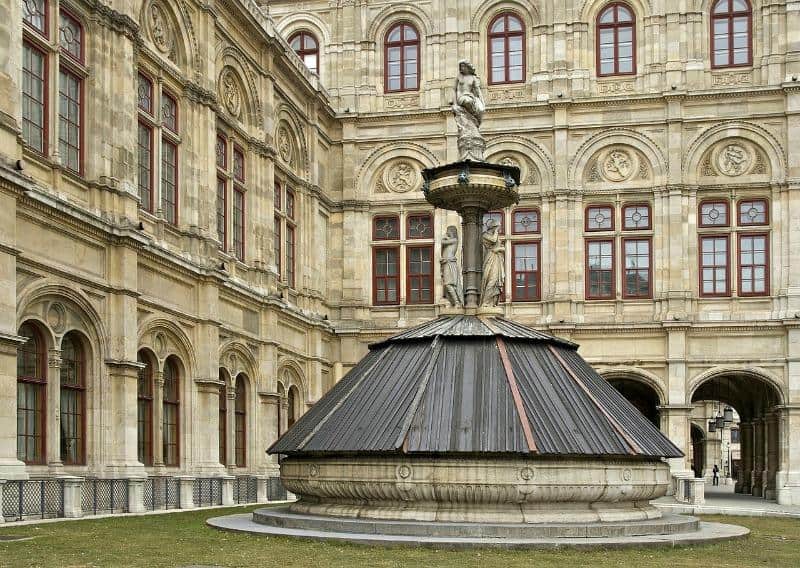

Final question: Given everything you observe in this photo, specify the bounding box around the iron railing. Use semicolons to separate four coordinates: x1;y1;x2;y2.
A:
192;478;223;507
233;476;258;504
142;476;181;511
81;479;129;515
2;479;64;522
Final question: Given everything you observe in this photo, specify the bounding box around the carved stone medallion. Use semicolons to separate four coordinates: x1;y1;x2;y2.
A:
601;148;634;182
46;302;67;334
498;156;519;169
277;126;293;163
716;143;751;177
148;2;174;55
220;69;242;118
383;161;418;193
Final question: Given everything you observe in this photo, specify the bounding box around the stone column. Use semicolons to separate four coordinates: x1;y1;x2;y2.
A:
259;393;281;476
152;370;165;468
460;206;485;309
751;418;765;497
0;334;28;480
704;436;722;484
47;349;63;473
738;421;754;494
658;404;693;474
105;361;147;477
279;397;289;438
193;378;226;475
765;412;779;500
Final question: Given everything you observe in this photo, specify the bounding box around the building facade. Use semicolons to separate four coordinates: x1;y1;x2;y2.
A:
1;0;800;508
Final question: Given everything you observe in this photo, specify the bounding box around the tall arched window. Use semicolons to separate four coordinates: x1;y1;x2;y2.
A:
384;22;419;92
218;369;227;465
17;322;46;464
60;332;86;465
597;3;635;76
488;13;525;84
711;0;752;68
235;374;247;467
289;31;319;74
137;350;154;466
162;357;180;466
287;386;298;428
276;382;285;437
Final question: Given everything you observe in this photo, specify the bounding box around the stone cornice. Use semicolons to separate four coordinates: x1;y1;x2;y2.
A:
84;0;140;41
104;359;146;371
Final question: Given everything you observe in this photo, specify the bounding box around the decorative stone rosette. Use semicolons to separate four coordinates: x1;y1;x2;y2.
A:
382;160;421;193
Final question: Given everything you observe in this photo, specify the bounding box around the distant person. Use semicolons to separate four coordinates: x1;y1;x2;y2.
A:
712;464;720;486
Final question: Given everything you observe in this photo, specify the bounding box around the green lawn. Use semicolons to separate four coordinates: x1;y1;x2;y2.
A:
1;506;799;568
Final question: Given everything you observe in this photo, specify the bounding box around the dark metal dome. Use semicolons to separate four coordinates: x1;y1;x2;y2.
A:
269;316;682;459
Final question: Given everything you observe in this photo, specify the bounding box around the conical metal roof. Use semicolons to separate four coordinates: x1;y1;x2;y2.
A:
269;316;682;459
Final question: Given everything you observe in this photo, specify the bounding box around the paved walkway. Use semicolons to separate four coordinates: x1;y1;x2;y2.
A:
655;484;800;518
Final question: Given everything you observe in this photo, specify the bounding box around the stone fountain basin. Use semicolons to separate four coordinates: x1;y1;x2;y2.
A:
279;455;671;524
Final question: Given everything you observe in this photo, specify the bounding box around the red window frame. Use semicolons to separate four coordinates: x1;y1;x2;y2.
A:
58;67;83;174
384;22;420;93
138;73;153;115
59;8;84;64
737;198;769;226
22;41;48;156
407;213;433;239
373;215;401;240
699;234;730;297
233;145;245;183
162;358;180;467
511;241;541;301
585;204;615;232
406;245;434;304
216;177;227;250
738;232;769;297
699;200;730;228
621;237;652;299
596;2;636;77
711;0;752;69
289;31;319;74
233;187;245;261
218;372;227;465
137;351;154;466
373;246;401;305
59;333;86;466
488;12;526;85
234;375;247;468
622;203;651;230
286;224;295;288
274;215;282;277
585;238;616;300
16;322;47;465
161;139;178;225
23;0;49;37
161;91;178;133
512;208;540;235
137;122;154;212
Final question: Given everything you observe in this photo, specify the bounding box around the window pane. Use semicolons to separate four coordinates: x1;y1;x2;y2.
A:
162;94;178;132
22;44;46;153
587;206;613;230
387;26;401;42
714;0;731;14
59;70;82;173
617;6;633;22
374;217;400;240
599;7;615;23
701;202;728;226
216;178;226;247
23;0;46;34
233;189;245;261
408;214;433;238
59;10;82;60
161;141;178;225
513;210;539;233
403;25;418;41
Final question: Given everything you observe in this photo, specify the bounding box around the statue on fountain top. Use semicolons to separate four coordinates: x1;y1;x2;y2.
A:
453;60;486;162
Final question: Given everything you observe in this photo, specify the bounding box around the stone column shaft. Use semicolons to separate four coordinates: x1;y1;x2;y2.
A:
153;372;165;467
47;349;62;471
460;206;485;309
752;419;765;497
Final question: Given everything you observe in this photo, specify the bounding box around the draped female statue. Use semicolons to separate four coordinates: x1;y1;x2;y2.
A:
440;226;463;307
480;218;505;306
452;60;486;161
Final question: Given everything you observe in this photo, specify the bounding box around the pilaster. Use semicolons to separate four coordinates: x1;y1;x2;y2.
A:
104;360;147;477
46;349;63;473
0;334;28;479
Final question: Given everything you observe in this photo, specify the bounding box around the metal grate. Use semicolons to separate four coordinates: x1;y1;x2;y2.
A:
142;477;181;511
233;476;258;504
267;477;287;502
2;480;64;522
81;479;129;515
192;478;223;507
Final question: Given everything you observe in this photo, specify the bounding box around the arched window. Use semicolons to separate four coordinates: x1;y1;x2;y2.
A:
597;3;635;76
218;370;227;466
488;13;525;84
17;322;46;464
287;385;299;428
235;375;247;467
289;31;319;74
137;350;154;466
384;22;419;92
711;0;752;68
162;357;180;466
60;332;86;465
276;382;285;436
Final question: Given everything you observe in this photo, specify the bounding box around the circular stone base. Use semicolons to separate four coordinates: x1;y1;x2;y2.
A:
207;509;749;550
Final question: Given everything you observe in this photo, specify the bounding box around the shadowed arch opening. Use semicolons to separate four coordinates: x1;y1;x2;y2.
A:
137;349;156;466
17;321;48;465
60;330;88;466
691;422;706;478
219;368;230;466
607;377;660;427
235;373;248;467
162;355;181;467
